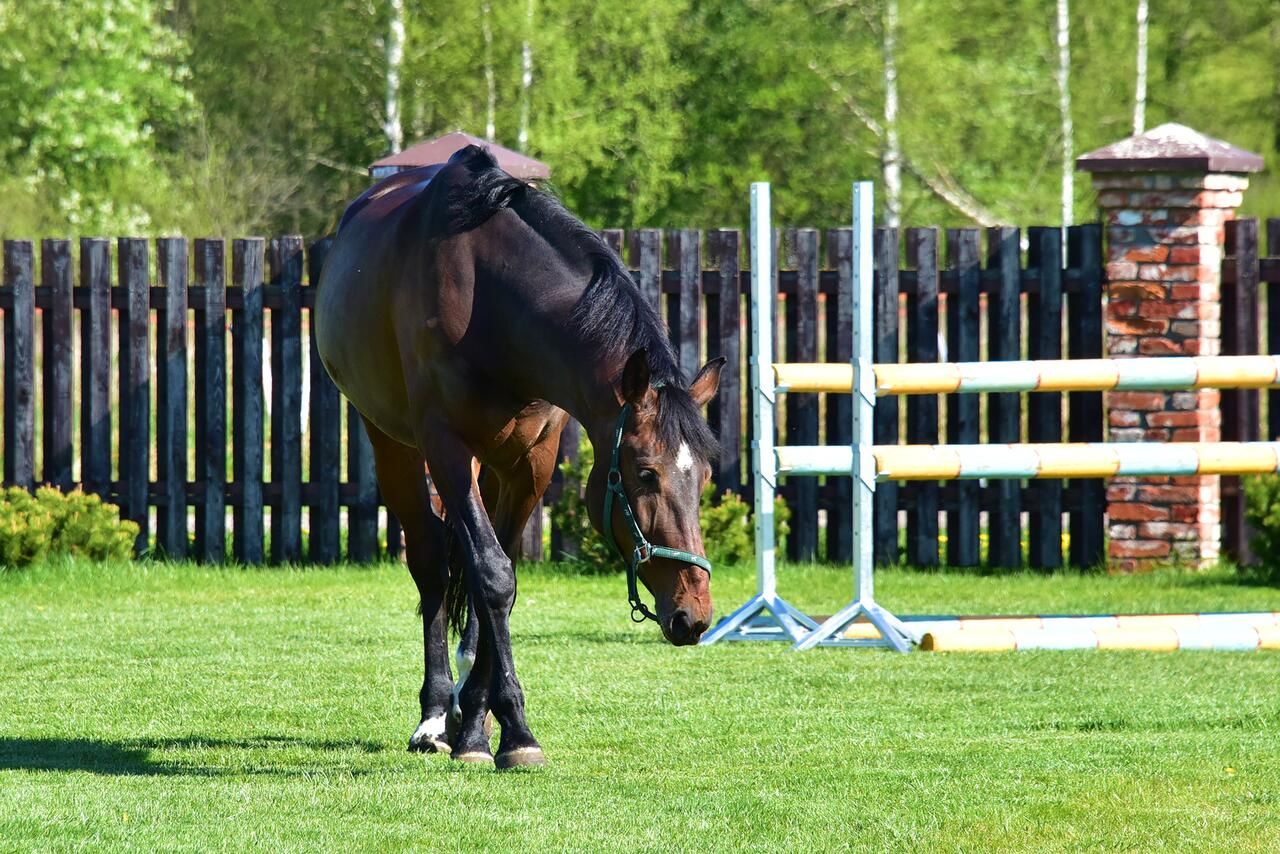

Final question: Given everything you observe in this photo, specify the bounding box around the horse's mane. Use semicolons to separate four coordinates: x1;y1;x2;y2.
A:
439;145;717;462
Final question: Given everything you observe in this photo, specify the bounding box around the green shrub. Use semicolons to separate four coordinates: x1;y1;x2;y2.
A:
0;487;138;569
1243;474;1280;583
548;435;791;572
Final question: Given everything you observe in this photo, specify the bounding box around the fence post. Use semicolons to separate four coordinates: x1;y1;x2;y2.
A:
1078;123;1263;569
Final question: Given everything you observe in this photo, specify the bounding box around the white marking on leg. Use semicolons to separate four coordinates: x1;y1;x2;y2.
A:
452;642;475;719
676;442;694;472
412;714;448;743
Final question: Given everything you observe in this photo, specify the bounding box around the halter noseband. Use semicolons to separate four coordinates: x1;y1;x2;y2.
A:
602;399;713;624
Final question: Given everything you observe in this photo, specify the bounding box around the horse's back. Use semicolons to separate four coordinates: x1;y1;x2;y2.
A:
338;163;444;234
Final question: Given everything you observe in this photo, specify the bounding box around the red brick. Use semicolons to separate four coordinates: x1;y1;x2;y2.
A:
1109;337;1138;355
1170;284;1199;299
1172;427;1215;442
1110;299;1139;318
1109;539;1172;558
1107;391;1168;411
1137;300;1198;320
1108;261;1139;280
1145;226;1201;244
1138;337;1183;356
1136;485;1200;503
1109;317;1169;336
1108;282;1167;300
1109;244;1169;263
1169;246;1203;264
1107;484;1138;501
1109;502;1170;521
1147;411;1205;428
1109;410;1141;428
1144;428;1171;441
1170;505;1199;522
1139;522;1199;540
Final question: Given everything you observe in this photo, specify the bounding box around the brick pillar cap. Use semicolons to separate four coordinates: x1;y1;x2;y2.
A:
1077;123;1263;174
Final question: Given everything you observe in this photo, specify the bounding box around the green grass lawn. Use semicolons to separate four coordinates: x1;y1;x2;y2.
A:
2;559;1279;852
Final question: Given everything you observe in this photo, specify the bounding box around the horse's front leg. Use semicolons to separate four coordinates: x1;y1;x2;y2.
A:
420;429;543;769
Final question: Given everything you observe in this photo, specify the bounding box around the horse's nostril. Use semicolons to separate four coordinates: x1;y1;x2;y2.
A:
669;609;695;643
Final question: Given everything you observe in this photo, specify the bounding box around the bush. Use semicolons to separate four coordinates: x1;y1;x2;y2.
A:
0;487;138;569
548;436;790;572
1243;474;1280;583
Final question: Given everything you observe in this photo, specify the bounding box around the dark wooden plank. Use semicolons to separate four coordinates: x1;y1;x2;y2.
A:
232;238;265;564
600;228;625;257
635;229;662;311
348;407;379;561
986;226;1022;568
1222;218;1259;564
946;229;981;567
549;419;581;559
194;238;227;562
3;242;35;489
270;237;304;562
40;240;74;491
784;229;819;562
80;239;112;499
707;229;742;494
156;238;189;557
118;238;151;554
307;238;341;564
872;228;900;565
520;503;543;562
1027;227;1064;570
674;229;702;379
825;228;853;563
906;228;939;567
1068;224;1105;569
1268;219;1280;441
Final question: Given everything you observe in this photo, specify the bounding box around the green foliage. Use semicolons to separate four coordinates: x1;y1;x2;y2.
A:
549;434;790;572
1242;474;1280;583
0;0;196;235
0;487;138;569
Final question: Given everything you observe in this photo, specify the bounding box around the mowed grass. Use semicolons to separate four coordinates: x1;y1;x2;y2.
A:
2;560;1279;852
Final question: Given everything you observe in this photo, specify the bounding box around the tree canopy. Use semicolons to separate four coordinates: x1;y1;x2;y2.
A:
1;0;1276;237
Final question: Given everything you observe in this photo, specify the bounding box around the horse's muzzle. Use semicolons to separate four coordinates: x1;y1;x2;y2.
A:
664;608;710;646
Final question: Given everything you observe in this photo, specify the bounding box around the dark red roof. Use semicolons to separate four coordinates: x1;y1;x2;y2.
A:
1077;123;1263;174
369;131;550;179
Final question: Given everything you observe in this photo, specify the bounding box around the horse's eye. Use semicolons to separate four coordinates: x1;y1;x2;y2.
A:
638;468;658;485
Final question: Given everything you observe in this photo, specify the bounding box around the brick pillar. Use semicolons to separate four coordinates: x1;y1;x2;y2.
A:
1078;124;1263;570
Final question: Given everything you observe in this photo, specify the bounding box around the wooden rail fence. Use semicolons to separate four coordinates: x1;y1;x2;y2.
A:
1;222;1270;568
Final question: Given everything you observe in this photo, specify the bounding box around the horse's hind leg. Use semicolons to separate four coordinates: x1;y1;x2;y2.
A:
362;418;454;754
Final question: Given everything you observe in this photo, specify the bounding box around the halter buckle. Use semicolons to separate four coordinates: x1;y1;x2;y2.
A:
632;542;653;565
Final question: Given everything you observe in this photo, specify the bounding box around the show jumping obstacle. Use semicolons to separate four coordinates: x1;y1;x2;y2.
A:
702;181;1280;652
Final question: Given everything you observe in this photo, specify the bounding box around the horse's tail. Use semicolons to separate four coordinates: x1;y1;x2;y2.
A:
444;520;469;638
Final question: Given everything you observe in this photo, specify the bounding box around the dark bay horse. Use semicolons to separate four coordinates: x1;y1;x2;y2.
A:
314;145;721;769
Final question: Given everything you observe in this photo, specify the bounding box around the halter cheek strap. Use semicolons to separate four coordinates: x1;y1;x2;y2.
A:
602;401;713;624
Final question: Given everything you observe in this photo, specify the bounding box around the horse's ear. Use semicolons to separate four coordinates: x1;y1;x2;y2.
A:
689;357;725;407
620;349;652;406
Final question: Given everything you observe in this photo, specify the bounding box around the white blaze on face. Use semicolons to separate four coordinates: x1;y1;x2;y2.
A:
675;442;694;473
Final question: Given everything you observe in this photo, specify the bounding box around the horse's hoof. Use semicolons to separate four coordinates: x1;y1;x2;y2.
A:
409;717;452;754
452;750;496;766
495;746;546;770
407;736;451;754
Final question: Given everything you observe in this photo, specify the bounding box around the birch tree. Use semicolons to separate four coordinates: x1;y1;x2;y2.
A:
518;0;534;151
384;0;405;153
882;0;902;228
482;0;496;141
1055;0;1072;227
1134;0;1148;135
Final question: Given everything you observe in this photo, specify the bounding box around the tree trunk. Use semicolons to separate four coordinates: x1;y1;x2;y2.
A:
1056;0;1072;227
519;0;534;151
384;0;405;154
483;0;496;141
1134;0;1148;135
882;0;902;228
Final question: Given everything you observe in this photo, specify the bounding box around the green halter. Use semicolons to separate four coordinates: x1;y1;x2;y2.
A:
602;400;713;624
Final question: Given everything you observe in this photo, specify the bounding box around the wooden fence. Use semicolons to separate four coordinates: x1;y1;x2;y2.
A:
4;222;1269;569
